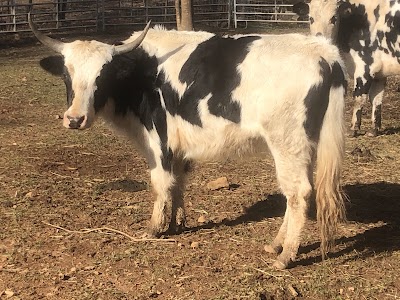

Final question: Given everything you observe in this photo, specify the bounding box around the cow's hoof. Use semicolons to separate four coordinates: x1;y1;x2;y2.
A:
348;129;359;137
264;244;282;254
273;260;287;270
366;129;378;137
166;222;186;235
147;226;163;238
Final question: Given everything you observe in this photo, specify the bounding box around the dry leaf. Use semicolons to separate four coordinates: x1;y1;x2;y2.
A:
190;241;199;249
24;191;34;198
197;215;207;224
4;290;14;298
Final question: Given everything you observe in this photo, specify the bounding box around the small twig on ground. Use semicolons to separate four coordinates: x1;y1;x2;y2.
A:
250;266;293;279
49;171;73;179
42;221;176;242
287;284;299;297
176;275;194;282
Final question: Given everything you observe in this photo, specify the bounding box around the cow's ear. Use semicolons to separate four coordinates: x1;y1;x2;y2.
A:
293;1;309;16
338;1;352;17
39;56;65;76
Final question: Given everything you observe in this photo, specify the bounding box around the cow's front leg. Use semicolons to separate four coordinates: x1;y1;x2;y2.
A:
351;65;374;137
368;78;386;136
148;164;175;237
168;158;191;234
350;94;367;136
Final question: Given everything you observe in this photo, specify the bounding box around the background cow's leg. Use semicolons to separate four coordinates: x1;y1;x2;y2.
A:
350;94;367;136
148;164;175;237
351;62;374;137
168;158;190;234
368;78;386;136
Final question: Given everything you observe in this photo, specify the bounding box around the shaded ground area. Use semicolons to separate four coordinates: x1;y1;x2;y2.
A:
1;29;400;299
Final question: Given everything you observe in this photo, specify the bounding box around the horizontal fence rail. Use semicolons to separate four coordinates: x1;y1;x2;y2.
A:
0;0;307;35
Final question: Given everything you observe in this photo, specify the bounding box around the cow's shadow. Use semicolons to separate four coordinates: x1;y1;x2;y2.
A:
381;126;400;135
184;193;286;232
185;181;400;267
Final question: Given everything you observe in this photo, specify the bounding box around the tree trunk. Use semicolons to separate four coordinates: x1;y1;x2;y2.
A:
175;0;193;31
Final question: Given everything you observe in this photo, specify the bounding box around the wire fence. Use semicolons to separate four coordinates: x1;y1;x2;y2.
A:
0;0;307;35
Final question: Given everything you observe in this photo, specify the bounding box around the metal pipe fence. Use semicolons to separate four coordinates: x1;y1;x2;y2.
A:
233;0;309;28
0;0;307;35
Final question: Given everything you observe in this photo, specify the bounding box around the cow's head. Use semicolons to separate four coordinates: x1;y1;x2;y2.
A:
293;0;351;41
29;13;150;129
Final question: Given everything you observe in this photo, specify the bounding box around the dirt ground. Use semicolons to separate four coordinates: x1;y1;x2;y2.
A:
1;27;400;300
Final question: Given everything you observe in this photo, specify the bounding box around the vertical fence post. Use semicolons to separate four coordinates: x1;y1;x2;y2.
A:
227;0;231;29
55;0;60;29
145;0;148;23
164;0;167;23
96;0;99;32
11;0;16;32
233;0;237;28
102;0;105;31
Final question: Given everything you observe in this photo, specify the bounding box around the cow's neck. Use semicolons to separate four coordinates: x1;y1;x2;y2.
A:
94;48;160;128
336;2;371;53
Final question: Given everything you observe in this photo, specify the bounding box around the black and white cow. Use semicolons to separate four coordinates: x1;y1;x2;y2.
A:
294;0;400;136
29;14;347;269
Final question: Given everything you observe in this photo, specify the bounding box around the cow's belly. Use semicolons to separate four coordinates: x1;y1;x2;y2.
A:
344;48;400;79
379;55;400;77
167;116;268;161
372;50;400;77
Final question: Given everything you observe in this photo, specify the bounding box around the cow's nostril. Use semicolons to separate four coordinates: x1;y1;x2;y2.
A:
316;32;323;37
68;116;85;129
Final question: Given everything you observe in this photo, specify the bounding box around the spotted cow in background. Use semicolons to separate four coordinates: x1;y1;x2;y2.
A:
29;14;347;269
294;0;400;136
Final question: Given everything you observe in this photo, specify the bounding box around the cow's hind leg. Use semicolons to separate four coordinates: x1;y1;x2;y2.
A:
266;145;313;269
274;184;311;269
264;207;288;255
265;158;314;258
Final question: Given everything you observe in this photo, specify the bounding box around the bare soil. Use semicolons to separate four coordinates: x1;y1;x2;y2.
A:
1;29;400;300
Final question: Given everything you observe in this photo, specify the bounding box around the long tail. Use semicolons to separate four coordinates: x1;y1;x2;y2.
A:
315;61;347;257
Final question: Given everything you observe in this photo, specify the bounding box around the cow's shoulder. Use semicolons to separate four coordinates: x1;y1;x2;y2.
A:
171;35;261;126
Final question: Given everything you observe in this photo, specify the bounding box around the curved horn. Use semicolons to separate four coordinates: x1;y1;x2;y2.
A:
113;21;151;56
28;12;65;53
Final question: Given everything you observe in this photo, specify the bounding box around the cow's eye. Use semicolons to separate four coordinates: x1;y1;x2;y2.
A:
330;16;337;24
309;17;314;24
